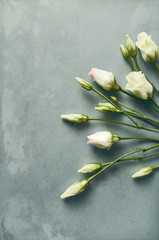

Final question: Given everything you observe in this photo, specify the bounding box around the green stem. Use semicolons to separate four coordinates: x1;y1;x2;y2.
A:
88;144;159;182
120;88;159;113
127;57;135;71
114;99;145;117
124;110;159;126
88;118;159;133
119;136;159;142
151;98;159;109
155;62;159;72
102;152;159;166
133;56;141;71
92;87;139;126
152;165;159;170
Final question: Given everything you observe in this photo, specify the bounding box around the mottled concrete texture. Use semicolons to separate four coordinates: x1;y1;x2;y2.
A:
0;0;159;239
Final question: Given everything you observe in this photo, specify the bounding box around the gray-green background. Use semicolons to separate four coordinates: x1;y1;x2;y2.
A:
0;0;159;239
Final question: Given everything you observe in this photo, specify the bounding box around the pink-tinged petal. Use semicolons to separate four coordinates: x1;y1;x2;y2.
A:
89;68;96;78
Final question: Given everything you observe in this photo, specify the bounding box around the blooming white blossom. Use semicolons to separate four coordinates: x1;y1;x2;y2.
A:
125;34;137;57
87;131;119;149
78;163;102;173
132;166;153;178
61;113;88;123
89;68;119;90
95;103;121;113
136;32;159;62
125;71;153;99
61;179;89;199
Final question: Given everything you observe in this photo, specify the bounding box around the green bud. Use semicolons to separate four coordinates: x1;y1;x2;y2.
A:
125;34;137;57
111;96;118;102
78;163;102;173
95;103;121;113
120;44;130;58
61;113;88;123
61;179;89;199
75;77;93;91
132;166;153;178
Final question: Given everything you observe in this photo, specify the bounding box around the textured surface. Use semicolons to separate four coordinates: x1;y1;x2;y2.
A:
0;0;159;239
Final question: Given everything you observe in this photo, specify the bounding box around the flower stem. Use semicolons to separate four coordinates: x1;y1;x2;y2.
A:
151;98;159;109
119;136;159;142
124;110;159;126
133;56;141;71
152;165;159;170
155;62;159;72
120;87;159;113
113;99;145;117
102;151;159;166
92;87;139;126
88;118;159;133
127;57;135;71
88;144;159;182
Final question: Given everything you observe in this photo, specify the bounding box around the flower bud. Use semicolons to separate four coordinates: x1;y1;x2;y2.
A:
132;166;153;178
61;113;88;123
78;163;102;173
125;71;153;99
95;103;121;113
87;131;119;149
75;77;93;91
111;96;118;102
61;179;89;199
136;32;159;62
125;34;137;57
89;68;120;91
120;44;130;58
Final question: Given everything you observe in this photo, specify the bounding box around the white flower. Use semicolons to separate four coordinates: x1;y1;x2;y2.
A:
89;68;119;90
136;32;158;62
78;163;102;173
61;113;88;123
95;103;121;113
132;166;153;178
87;131;119;149
61;179;89;199
125;34;137;57
125;71;153;99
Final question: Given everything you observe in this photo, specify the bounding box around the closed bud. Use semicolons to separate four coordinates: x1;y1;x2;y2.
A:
75;77;93;91
132;166;153;178
61;113;88;123
89;68;120;90
61;179;89;199
120;44;130;58
95;103;121;113
87;130;119;149
78;163;102;173
111;96;118;102
125;34;137;57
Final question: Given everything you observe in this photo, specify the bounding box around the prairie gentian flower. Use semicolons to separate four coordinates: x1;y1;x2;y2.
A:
125;71;153;99
89;68;119;90
136;32;159;62
125;34;137;57
78;163;102;173
87;131;119;149
132;166;153;178
61;113;88;123
95;103;121;113
61;179;89;199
